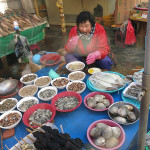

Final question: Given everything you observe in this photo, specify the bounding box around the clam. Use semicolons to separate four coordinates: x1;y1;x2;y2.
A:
111;126;121;138
113;116;127;124
90;127;102;138
127;111;136;122
94;94;105;103
103;99;110;107
101;125;113;139
124;105;133;111
105;137;119;148
109;106;118;115
118;106;129;117
87;98;96;108
94;136;105;147
95;103;106;110
96;123;108;130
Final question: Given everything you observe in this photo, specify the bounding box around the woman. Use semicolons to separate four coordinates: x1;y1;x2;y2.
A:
65;11;114;70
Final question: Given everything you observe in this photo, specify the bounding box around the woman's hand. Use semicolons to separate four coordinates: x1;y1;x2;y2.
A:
86;51;101;65
67;36;79;50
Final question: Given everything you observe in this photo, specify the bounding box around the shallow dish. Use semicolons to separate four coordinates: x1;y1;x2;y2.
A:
84;92;114;112
38;86;58;101
23;103;56;128
66;81;86;94
66;61;85;72
88;67;101;74
20;73;38;85
0;110;22;129
87;119;125;150
68;71;86;81
108;101;140;125
51;77;69;89
34;76;51;88
17;97;39;112
51;91;82;112
0;98;18;114
19;85;38;97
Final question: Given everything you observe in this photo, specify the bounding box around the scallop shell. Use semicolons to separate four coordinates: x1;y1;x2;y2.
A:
94;94;105;103
118;106;129;117
113;116;127;124
95;103;106;110
90;127;102;138
87;97;96;108
96;123;108;130
105;137;119;148
124;105;133;111
102;125;113;139
112;126;121;138
94;136;105;147
127;111;136;121
103;99;110;107
109;106;118;115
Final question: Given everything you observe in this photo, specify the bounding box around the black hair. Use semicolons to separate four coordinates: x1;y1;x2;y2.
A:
76;11;95;28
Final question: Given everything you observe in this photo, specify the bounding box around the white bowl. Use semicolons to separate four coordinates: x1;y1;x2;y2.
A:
20;73;38;85
0;110;22;129
34;76;52;88
0;98;18;114
17;96;39;112
51;77;69;89
66;81;86;94
19;85;38;97
66;61;85;72
38;86;58;101
68;71;86;81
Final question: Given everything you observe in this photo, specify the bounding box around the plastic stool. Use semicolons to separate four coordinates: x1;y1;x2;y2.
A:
30;44;40;54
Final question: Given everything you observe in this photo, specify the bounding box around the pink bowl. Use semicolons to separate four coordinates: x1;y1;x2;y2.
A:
51;91;82;112
87;119;125;150
84;92;114;111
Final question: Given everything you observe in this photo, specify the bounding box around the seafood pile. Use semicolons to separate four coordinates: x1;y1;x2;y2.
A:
68;71;85;81
0;98;17;112
67;82;85;93
21;143;36;150
29;109;52;125
19;85;38;97
55;96;79;110
89;122;121;148
18;99;38;112
86;94;110;110
52;78;69;87
132;71;142;83
0;8;44;37
89;72;125;91
39;89;56;100
22;74;37;83
34;77;51;87
0;112;21;127
67;61;85;71
145;131;150;149
108;104;138;124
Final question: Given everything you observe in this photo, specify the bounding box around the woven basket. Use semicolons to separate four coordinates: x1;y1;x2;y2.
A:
29;59;44;73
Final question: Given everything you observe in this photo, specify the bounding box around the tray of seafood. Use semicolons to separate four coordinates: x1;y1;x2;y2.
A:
123;82;142;100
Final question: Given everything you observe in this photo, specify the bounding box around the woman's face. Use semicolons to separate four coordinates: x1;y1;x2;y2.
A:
78;20;92;35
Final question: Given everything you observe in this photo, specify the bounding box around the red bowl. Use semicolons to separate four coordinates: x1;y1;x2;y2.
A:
87;119;125;150
23;103;56;128
51;91;82;112
84;92;114;111
40;53;61;66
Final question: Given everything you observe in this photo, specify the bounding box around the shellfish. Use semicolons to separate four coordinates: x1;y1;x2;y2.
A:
94;136;105;147
118;106;129;117
87;97;96;108
101;126;113;139
127;111;136;121
94;94;105;103
90;127;102;138
103;99;110;107
112;126;121;138
95;103;106;110
113;116;127;124
96;123;108;130
105;137;119;148
109;106;118;115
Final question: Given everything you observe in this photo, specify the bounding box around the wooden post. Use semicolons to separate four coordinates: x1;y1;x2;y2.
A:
34;0;39;16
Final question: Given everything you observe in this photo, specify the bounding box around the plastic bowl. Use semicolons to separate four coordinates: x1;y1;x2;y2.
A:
19;85;38;98
37;86;58;101
66;81;86;94
20;73;38;85
84;92;114;111
23;103;56;128
34;76;52;88
68;71;86;81
87;119;125;150
17;96;39;112
0;98;18;114
51;91;82;112
66;61;85;72
51;77;70;89
108;101;140;125
0;110;22;129
40;53;61;66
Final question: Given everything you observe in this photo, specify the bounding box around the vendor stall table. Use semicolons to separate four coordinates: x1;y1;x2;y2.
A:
1;66;150;150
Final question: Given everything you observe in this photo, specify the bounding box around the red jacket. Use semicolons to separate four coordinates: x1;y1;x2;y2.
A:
65;23;110;59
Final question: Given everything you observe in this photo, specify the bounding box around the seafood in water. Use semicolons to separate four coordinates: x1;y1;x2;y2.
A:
94;136;105;147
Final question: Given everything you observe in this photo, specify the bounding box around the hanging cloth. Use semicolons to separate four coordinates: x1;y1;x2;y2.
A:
125;20;136;45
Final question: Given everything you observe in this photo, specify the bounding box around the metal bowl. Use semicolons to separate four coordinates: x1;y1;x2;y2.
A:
0;79;18;96
108;101;140;125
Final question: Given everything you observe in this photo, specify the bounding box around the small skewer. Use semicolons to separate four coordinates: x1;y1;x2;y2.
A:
0;128;3;150
31;122;42;127
20;138;27;144
26;128;33;134
14;145;20;150
14;136;22;145
60;124;64;133
5;144;10;150
26;135;35;143
35;128;45;133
